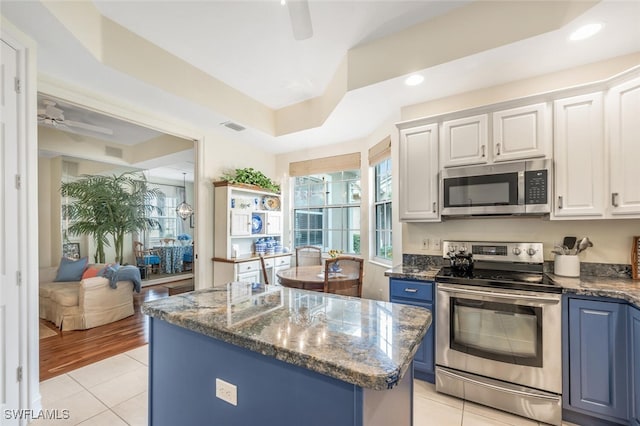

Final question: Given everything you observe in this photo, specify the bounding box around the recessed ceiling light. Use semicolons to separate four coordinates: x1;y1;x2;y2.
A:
405;74;424;86
569;23;603;41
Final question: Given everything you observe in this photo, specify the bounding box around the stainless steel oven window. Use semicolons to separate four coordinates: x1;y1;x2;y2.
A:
450;298;543;367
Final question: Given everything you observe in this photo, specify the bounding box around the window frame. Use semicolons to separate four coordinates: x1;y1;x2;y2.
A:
372;157;392;264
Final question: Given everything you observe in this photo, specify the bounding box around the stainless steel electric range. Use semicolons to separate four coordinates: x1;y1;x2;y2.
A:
435;240;562;426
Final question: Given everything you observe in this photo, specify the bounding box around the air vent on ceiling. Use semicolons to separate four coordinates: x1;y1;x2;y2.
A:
221;121;246;132
105;146;123;158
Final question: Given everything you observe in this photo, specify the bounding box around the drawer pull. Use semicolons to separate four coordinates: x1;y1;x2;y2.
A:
404;288;418;293
611;192;619;207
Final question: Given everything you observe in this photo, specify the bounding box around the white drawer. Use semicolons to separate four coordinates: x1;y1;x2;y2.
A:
262;258;274;268
273;257;291;267
236;260;260;274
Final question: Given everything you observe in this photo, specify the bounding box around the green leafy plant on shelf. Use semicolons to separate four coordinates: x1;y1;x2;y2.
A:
221;168;280;193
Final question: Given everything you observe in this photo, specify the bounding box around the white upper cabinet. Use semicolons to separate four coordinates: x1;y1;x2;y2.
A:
552;93;605;219
607;76;640;216
492;103;550;162
441;114;488;167
230;210;252;236
264;211;282;235
399;123;440;221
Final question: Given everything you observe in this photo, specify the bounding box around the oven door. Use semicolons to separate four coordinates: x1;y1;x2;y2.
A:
436;283;561;393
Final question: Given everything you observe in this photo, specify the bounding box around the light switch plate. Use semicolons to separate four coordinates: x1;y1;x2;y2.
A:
216;378;237;406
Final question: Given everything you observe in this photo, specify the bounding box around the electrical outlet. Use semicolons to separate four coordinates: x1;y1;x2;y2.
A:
422;239;428;250
216;378;237;406
432;239;442;251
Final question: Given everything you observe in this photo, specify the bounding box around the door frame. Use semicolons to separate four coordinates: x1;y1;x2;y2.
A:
2;17;40;420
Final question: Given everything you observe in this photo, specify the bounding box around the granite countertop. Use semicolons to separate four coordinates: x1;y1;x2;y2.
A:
547;274;640;308
212;253;292;263
385;263;640;309
384;264;440;281
142;283;431;391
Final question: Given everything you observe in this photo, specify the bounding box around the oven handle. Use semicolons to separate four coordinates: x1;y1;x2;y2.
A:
437;284;560;304
438;368;560;401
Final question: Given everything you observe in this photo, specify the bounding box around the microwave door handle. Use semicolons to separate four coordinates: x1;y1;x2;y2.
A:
518;171;525;206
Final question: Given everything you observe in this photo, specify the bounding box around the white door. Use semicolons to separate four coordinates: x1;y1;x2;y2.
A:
441;114;488;167
553;93;605;218
608;76;640;216
230;210;252;236
265;211;282;235
399;123;439;221
1;39;22;424
492;103;550;162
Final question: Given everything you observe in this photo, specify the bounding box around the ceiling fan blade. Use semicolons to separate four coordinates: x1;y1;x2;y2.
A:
287;0;313;41
63;119;114;135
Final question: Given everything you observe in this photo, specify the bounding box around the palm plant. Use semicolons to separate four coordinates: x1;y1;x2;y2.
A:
61;171;162;264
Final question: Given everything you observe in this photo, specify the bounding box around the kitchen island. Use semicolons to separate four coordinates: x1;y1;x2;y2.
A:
142;282;431;426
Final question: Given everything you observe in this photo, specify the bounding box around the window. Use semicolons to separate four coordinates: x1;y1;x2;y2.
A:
373;158;392;261
145;183;189;246
293;170;361;254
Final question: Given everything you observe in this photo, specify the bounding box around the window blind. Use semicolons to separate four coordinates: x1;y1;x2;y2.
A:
289;152;361;177
368;136;391;165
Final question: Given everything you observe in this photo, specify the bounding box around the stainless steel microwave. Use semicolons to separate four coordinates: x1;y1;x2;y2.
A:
441;159;552;216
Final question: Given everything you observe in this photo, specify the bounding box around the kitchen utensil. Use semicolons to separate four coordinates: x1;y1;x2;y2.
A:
576;237;593;254
551;250;564;255
563;236;577;251
554;244;568;255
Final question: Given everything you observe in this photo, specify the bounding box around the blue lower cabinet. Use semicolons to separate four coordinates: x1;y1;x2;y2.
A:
566;297;629;423
390;279;434;383
631;306;640;426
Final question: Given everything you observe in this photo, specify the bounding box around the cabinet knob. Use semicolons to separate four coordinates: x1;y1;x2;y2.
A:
558;196;563;209
481;145;486;157
611;192;619;207
496;143;501;155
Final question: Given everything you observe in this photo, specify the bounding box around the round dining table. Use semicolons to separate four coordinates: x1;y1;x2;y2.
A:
276;265;357;292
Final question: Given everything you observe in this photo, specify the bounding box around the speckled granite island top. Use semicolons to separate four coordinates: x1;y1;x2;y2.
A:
142;283;431;391
547;274;640;308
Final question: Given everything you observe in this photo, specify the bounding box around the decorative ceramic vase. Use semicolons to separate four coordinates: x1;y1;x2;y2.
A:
330;261;341;273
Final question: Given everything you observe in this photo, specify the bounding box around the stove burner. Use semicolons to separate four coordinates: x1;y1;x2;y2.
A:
436;267;561;293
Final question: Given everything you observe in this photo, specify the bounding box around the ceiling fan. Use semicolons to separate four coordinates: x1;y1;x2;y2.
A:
285;0;313;41
38;100;114;136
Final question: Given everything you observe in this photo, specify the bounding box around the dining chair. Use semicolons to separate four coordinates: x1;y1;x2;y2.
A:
323;256;364;297
134;241;161;275
259;256;270;285
295;246;322;266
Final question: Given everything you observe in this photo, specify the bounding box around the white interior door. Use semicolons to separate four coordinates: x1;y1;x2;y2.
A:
1;39;22;424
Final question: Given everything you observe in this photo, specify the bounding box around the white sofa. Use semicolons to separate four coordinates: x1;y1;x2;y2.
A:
39;265;135;331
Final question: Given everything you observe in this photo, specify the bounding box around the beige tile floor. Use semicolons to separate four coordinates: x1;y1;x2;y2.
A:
33;347;578;426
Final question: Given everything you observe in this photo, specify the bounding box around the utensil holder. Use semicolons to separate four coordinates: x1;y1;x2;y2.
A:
554;254;580;277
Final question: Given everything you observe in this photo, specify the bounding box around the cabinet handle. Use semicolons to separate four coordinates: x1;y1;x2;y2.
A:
611;192;619;207
557;196;563;209
496;143;501;155
432;202;437;213
404;288;418;293
481;145;485;157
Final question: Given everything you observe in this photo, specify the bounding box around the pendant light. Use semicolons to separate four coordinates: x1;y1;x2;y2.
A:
176;172;193;220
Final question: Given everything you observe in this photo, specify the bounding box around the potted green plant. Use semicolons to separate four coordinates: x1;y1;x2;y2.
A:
220;168;280;193
61;171;162;264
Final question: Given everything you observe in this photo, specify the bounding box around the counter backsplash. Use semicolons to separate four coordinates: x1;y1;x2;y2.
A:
402;254;632;279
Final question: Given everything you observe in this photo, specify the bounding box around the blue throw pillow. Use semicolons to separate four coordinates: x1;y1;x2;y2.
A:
54;256;89;282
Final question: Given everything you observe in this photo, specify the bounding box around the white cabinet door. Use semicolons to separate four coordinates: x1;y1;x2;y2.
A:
553;93;605;218
442;114;488;167
265;211;282;235
230;210;252;236
399;123;439;221
492;103;550;162
608;76;640;216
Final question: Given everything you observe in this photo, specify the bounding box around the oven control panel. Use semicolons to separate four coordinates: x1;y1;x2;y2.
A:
443;241;543;264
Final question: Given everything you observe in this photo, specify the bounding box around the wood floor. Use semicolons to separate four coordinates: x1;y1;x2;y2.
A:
39;283;185;381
